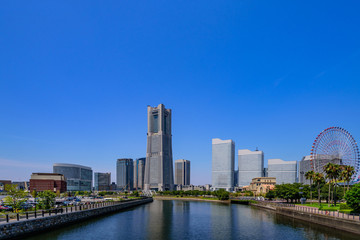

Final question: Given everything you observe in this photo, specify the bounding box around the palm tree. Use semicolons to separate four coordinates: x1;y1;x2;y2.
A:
305;170;315;201
313;172;324;205
340;167;346;198
323;162;334;206
342;165;355;192
331;164;341;206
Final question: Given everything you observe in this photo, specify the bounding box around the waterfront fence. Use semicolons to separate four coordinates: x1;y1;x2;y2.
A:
245;199;360;222
292;205;360;221
0;199;139;224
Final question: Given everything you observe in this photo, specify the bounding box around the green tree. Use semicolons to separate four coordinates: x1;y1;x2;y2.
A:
265;190;275;200
313;172;325;205
37;190;56;209
332;164;341;206
213;189;229;200
345;183;360;213
273;183;309;203
305;170;315;200
131;191;139;197
3;184;27;212
324;163;335;206
342;165;355;192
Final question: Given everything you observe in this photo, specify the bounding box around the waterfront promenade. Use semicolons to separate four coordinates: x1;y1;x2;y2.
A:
293;205;360;221
0;198;153;240
248;201;360;235
0;200;123;224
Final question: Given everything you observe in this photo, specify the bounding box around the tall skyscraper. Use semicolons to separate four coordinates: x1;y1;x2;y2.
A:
134;158;146;190
116;158;134;191
144;104;174;191
267;159;297;184
238;149;264;187
174;159;190;186
212;138;235;191
94;172;111;191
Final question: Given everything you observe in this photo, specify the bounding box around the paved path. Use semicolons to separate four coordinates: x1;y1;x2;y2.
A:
0;201;119;224
291;205;360;221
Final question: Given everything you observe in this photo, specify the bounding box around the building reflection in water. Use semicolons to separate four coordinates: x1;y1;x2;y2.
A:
210;203;233;240
145;200;173;239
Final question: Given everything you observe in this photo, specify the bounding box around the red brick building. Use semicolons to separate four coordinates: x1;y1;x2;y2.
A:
30;173;67;193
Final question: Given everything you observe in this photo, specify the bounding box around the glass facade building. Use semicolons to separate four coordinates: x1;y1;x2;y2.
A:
267;159;297;184
134;158;146;190
212;138;235;191
53;163;92;192
174;159;190;186
238;149;264;187
117;158;134;191
144;104;174;191
94;172;111;191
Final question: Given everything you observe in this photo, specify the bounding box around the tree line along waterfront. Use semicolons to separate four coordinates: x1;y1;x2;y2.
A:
0;185;142;222
265;162;359;213
1;163;360;222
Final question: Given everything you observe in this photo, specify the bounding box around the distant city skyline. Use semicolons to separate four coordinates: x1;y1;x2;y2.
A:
1;1;360;184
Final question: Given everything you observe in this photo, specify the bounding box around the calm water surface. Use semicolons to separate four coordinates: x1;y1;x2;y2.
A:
25;200;359;240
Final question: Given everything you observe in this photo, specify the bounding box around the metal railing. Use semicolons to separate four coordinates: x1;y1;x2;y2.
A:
0;199;143;224
291;205;360;221
241;199;360;222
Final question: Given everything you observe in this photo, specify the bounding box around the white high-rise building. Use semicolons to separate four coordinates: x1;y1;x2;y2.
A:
211;138;235;191
238;149;264;187
268;159;297;184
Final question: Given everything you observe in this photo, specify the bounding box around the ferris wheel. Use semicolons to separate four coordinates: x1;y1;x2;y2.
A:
310;127;360;181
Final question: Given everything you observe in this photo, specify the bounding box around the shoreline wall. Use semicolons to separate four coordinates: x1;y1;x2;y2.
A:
250;202;360;236
0;198;153;240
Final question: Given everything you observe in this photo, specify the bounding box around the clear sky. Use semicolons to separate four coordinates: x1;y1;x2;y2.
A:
1;1;360;184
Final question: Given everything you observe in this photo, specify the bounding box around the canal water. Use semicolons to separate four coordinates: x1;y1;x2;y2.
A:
25;200;358;240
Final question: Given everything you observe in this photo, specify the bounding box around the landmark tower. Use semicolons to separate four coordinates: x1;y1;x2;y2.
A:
144;104;174;191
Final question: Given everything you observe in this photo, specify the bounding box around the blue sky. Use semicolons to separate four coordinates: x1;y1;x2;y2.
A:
1;1;360;184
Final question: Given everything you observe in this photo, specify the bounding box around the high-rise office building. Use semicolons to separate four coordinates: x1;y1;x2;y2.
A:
174;159;190;186
117;159;134;191
234;170;238;187
53;163;92;191
299;155;312;184
238;149;264;187
94;172;111;191
134;158;146;190
144;104;174;191
212;138;235;191
267;159;297;184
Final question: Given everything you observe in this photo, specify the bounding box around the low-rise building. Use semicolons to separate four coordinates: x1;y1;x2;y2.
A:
0;180;11;191
30;173;67;193
176;185;206;191
243;177;276;196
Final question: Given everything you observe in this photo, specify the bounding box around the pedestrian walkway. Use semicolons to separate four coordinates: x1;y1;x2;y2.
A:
0;201;121;224
289;205;360;221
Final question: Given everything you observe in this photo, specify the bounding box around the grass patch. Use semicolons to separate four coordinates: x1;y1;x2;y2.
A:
295;202;355;212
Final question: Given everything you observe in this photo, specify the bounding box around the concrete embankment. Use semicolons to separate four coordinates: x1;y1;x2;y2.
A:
0;198;153;240
250;202;360;236
154;196;229;203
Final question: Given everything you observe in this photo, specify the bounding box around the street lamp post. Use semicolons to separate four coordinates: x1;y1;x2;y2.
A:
34;188;37;218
